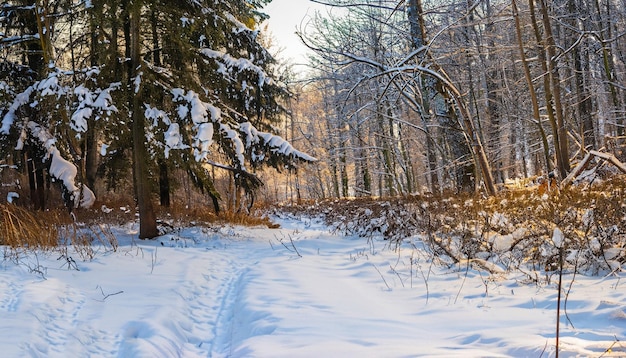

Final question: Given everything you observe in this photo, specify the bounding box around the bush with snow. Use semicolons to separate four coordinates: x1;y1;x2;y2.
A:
278;176;626;276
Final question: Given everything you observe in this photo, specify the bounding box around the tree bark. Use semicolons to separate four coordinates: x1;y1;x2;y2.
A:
159;160;170;207
529;0;562;176
568;0;595;150
408;0;439;193
129;1;158;239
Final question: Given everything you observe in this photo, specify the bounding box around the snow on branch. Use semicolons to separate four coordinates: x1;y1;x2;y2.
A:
71;82;119;133
219;121;246;169
223;11;254;35
144;103;189;158
0;86;33;134
35;71;68;98
1;68;119;135
168;88;314;178
172;89;220;162
239;121;317;163
199;48;269;87
26;122;95;209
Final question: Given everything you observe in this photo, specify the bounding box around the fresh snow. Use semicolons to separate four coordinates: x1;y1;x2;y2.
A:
23;122;95;208
199;49;269;87
6;192;18;204
1;216;624;357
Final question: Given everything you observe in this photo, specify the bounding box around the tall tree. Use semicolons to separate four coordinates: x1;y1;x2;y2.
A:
0;0;315;238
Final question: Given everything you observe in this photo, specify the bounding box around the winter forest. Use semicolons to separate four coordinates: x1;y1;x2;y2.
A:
1;0;626;225
1;0;626;356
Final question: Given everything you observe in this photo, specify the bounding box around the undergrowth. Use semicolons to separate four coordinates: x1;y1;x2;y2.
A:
277;175;626;276
1;200;278;265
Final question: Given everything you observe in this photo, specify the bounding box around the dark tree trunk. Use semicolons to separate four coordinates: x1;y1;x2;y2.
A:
159;160;170;207
129;1;158;239
26;150;46;210
85;128;98;193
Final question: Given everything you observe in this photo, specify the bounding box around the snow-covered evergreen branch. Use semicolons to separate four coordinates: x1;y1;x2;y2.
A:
22;121;95;209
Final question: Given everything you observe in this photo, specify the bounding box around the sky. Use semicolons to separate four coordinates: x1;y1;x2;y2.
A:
262;0;329;68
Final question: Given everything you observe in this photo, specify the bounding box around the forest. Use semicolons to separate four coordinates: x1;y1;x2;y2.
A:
1;0;626;236
276;0;626;202
0;2;625;355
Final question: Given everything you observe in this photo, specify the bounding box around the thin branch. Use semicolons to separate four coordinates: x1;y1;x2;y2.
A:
371;263;391;290
96;285;124;302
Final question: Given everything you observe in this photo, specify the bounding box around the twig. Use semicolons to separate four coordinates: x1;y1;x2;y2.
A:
151;247;157;274
26;252;47;279
288;235;302;258
539;339;548;358
556;246;564;358
58;253;80;271
389;265;405;288
454;259;471;304
564;250;580;329
371;263;391;290
598;335;621;357
410;251;414;289
276;234;302;258
96;285;124;301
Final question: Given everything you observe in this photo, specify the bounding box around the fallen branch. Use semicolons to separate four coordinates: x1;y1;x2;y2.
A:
562;150;626;188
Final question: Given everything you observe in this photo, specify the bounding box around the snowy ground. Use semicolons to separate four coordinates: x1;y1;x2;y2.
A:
0;215;625;357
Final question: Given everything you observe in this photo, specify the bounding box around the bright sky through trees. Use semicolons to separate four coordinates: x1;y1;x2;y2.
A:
263;0;327;65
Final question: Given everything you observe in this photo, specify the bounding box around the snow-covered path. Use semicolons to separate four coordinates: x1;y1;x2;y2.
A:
1;217;625;357
0;225;272;358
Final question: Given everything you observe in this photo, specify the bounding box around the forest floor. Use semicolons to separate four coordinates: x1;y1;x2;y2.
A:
0;208;625;357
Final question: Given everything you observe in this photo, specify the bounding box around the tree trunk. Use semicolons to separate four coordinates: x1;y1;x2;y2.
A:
159;160;170;207
484;2;504;183
529;0;561;176
512;0;552;173
26;149;46;210
537;0;570;177
593;0;622;139
408;0;495;195
129;1;158;239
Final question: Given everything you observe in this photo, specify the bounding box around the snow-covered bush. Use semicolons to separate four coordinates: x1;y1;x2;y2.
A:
278;176;626;276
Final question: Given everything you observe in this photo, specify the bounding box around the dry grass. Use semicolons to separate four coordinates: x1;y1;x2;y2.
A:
278;175;626;274
73;199;279;229
0;204;61;249
0;204;122;265
0;192;277;269
216;210;278;227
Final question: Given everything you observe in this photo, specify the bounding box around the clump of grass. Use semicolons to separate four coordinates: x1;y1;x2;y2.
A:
0;204;59;249
58;224;96;262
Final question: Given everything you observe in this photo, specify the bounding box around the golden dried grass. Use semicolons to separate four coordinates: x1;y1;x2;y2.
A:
0;204;60;249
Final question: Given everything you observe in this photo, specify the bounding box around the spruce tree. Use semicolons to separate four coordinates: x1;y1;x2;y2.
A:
0;0;314;238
